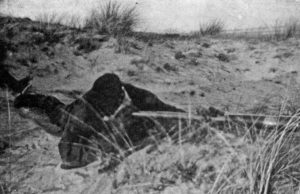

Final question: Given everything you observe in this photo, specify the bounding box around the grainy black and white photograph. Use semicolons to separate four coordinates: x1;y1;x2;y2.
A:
1;0;300;193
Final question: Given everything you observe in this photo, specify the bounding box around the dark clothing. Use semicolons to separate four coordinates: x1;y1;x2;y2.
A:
0;38;31;93
0;69;31;93
14;73;184;169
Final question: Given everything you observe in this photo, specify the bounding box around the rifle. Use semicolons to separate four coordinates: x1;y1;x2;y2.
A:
132;110;300;128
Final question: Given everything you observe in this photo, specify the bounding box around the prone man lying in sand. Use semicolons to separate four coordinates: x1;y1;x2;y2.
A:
14;73;184;169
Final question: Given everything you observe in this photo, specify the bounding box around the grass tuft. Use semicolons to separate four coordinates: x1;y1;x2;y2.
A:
213;114;300;194
85;0;139;36
199;19;224;36
35;13;64;26
34;13;65;44
273;20;299;41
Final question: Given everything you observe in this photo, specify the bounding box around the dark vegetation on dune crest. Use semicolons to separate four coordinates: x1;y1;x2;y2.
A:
1;3;300;193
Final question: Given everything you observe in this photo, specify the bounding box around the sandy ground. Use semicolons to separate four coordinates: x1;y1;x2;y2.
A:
1;16;300;193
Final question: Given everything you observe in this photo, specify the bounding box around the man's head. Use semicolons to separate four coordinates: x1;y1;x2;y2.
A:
91;73;122;94
85;73;125;116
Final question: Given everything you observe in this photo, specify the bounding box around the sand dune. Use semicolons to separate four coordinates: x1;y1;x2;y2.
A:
1;0;300;32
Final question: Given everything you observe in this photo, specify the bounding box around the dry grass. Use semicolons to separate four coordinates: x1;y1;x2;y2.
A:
33;13;65;44
199;19;224;36
2;88;300;193
60;97;298;194
0;89;12;193
91;112;300;194
35;13;64;26
66;15;82;29
212;116;300;194
33;13;84;45
273;20;299;41
35;12;83;29
85;0;139;36
215;20;300;41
